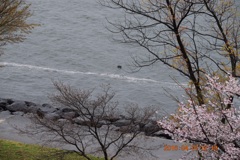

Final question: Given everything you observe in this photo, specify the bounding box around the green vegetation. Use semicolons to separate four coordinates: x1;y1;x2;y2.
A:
0;139;103;160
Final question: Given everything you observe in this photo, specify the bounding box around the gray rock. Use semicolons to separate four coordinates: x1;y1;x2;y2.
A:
61;108;76;113
73;118;90;126
44;113;61;121
73;117;103;128
28;104;42;114
0;110;11;116
103;116;120;122
25;101;37;107
42;103;53;108
23;112;34;118
40;103;57;113
62;111;78;120
142;122;161;136
152;130;172;139
36;109;45;118
6;101;29;113
98;120;108;125
0;98;14;104
12;111;24;116
116;125;140;133
113;119;132;127
6;99;14;105
53;107;79;119
0;102;7;111
0;98;14;110
57;118;71;125
73;117;85;124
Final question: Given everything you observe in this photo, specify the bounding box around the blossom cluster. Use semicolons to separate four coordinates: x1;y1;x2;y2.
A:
158;75;240;160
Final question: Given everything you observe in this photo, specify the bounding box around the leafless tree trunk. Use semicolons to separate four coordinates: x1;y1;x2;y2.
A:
23;82;160;160
101;0;240;105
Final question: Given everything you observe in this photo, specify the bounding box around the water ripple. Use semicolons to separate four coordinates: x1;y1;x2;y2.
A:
0;62;187;87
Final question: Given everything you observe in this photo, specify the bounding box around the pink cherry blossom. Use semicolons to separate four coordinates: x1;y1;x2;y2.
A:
158;75;240;159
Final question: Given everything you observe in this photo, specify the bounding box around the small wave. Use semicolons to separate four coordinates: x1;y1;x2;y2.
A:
0;62;185;86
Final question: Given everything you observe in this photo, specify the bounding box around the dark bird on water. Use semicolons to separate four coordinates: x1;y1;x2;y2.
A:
117;65;122;69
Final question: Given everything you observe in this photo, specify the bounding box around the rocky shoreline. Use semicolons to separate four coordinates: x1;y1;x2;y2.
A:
0;98;171;140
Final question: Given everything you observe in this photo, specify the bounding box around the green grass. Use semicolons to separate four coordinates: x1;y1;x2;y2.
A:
0;139;103;160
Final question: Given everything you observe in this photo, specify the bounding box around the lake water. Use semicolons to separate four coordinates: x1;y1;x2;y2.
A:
0;0;186;113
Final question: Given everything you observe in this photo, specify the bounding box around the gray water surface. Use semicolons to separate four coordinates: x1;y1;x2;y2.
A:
0;0;186;113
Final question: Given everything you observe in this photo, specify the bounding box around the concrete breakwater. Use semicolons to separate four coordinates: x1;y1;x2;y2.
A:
0;98;171;139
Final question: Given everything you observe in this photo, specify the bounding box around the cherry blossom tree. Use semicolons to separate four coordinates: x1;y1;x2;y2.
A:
158;75;240;160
